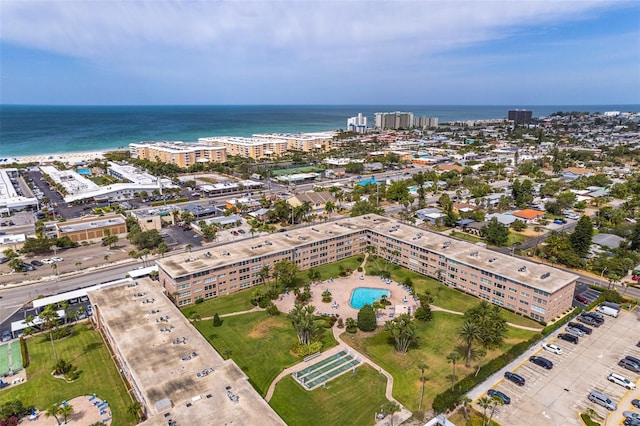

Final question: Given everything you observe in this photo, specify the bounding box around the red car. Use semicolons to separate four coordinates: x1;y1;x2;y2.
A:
575;295;589;304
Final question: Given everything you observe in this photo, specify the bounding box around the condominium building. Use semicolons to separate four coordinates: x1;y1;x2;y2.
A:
199;132;336;160
413;116;439;128
374;112;414;130
508;110;533;125
347;113;368;133
88;278;285;426
198;136;288;160
157;215;578;322
129;141;227;168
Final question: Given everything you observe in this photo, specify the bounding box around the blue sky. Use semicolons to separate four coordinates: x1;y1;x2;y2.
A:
1;1;639;105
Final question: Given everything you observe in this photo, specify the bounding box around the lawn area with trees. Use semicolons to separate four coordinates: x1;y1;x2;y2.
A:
0;325;134;425
269;365;388;426
365;259;541;328
192;311;337;397
341;311;538;412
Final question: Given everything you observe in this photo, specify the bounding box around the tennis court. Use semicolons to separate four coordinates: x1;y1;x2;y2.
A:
0;344;8;376
10;341;23;370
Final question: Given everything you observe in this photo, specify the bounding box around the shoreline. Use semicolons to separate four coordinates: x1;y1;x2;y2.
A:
2;150;108;166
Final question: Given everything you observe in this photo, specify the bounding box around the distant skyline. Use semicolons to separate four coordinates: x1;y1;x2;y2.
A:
1;1;639;106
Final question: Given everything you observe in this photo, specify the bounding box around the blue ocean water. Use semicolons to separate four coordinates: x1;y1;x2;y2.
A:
1;104;638;157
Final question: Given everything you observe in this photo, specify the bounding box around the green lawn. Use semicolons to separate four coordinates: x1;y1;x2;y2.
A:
193;311;337;396
269;365;388;426
0;325;134;425
341;311;538;412
181;288;255;318
366;260;541;329
295;256;364;284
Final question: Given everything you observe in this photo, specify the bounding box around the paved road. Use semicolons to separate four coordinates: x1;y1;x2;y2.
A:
0;261;137;324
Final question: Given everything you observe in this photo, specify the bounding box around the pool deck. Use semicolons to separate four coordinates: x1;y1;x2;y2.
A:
273;262;417;323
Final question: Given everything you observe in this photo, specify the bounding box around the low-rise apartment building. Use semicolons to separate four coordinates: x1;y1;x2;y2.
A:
129;141;227;167
157;215;578;322
199;132;336;160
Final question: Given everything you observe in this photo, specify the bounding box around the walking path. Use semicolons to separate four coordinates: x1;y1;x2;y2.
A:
430;306;543;331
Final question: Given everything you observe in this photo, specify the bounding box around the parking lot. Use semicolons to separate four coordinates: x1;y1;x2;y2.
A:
476;308;640;426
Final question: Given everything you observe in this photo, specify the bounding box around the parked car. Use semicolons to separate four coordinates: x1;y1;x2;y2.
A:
608;373;636;389
618;358;640;373
578;315;601;327
596;305;619;318
504;371;525;386
566;327;585;337
542;343;563;355
530;356;553;369
632;399;640;409
41;259;54;264
623;412;640;420
558;333;579;344
31;260;44;266
575;294;589;304
1;331;11;342
624;417;640;426
20;263;36;272
51;257;63;262
625;355;640;365
553;219;567;224
487;389;511;404
568;322;592;335
0;257;9;264
588;390;617;411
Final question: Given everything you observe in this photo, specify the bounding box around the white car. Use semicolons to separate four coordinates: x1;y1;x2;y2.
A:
41;259;53;264
565;326;585;337
542;343;563;355
51;257;63;262
609;373;636;390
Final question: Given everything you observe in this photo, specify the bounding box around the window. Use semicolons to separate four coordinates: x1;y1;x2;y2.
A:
531;305;546;314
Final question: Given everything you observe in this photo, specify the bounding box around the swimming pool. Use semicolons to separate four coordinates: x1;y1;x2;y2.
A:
349;288;390;309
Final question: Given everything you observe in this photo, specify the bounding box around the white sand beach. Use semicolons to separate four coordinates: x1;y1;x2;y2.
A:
5;151;107;165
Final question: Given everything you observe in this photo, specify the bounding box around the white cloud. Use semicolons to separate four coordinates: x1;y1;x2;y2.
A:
1;0;623;63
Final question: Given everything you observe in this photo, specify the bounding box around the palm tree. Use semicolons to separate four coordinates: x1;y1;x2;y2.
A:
39;304;61;363
75;261;82;270
459;320;480;367
45;403;61;425
127;401;142;422
417;362;428;412
258;265;271;286
488;396;504;425
446;352;460;391
459;395;472;420
185;244;193;253
474;348;487;377
477;396;493;426
103;254;110;262
287;303;317;345
59;404;73;424
50;262;58;277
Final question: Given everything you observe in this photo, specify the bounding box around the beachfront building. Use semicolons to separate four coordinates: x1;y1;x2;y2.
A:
199;132;336;160
374;112;414;130
129;141;227;168
0;168;39;214
199;136;288;160
55;214;127;243
347;113;367;133
88;278;285;426
157;215;578;322
413;116;439;128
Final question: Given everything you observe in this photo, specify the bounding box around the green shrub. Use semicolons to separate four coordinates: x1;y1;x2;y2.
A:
580;413;600;426
541;308;580;336
19;337;29;368
291;341;323;357
414;306;432;322
357;304;377;331
212;313;223;327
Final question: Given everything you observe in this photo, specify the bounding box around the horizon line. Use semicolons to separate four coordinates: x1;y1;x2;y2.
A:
2;103;639;108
